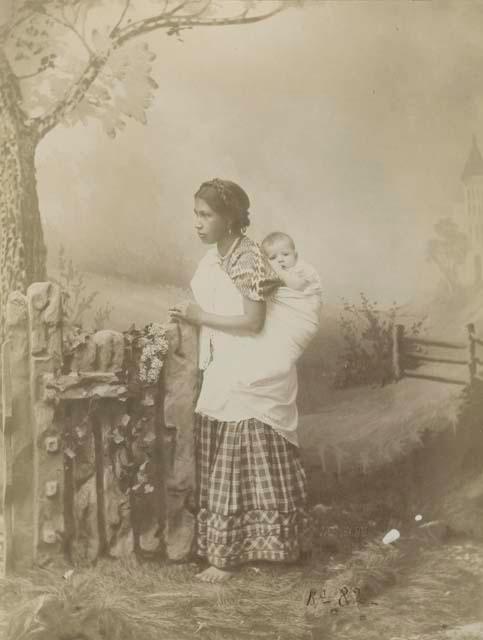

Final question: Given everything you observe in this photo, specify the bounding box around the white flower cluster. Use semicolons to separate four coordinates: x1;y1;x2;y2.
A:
138;323;169;385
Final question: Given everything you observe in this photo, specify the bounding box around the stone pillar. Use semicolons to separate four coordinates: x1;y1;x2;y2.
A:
2;291;33;572
163;321;199;561
1;336;13;573
27;282;63;566
1;299;200;569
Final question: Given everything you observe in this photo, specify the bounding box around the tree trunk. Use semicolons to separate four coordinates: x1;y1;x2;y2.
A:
0;49;47;341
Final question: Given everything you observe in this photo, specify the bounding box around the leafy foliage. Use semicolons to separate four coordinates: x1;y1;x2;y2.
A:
5;0;291;136
12;22;55;65
50;246;115;372
64;40;159;137
9;4;159;135
333;293;424;389
7;2;77;76
50;245;113;338
333;294;398;388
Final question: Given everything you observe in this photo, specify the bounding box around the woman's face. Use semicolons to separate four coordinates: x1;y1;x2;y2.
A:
194;197;228;244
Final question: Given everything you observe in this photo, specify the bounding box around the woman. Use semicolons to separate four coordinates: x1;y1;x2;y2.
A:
169;179;308;583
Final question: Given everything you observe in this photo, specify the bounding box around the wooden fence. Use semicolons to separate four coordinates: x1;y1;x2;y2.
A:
0;282;199;574
392;322;481;386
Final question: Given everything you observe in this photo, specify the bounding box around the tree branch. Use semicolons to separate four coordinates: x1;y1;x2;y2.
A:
113;1;286;46
109;0;131;38
167;2;192;16
1;9;35;44
31;0;287;140
30;52;108;139
186;1;212;20
38;7;94;56
73;2;83;26
15;67;48;81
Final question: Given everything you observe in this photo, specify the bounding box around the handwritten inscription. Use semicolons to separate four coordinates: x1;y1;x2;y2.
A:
317;525;369;539
305;586;378;613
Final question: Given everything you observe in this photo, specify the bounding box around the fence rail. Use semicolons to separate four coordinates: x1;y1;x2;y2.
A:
401;336;466;350
393;322;481;387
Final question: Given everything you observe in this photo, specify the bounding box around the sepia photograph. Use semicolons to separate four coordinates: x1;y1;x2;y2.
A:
0;0;483;638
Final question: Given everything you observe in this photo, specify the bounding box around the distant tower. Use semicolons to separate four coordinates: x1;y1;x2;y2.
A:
462;135;483;284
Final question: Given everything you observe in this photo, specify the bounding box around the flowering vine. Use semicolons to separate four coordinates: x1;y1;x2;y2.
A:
138;322;169;385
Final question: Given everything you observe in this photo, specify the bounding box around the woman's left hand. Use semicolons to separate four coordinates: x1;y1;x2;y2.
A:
168;302;203;326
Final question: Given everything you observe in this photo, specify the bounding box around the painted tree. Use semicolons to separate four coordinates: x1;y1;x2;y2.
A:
0;0;296;340
426;217;469;295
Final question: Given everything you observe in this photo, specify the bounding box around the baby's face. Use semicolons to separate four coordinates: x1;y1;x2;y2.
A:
263;238;297;270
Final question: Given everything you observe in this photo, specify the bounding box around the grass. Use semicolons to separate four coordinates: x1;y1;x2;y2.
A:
0;557;312;640
2;518;483;640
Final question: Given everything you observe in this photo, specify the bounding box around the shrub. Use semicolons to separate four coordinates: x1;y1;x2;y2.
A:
51;246;113;332
50;247;114;367
333;293;423;389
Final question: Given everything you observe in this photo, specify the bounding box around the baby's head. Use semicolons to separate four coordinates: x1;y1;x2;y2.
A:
261;232;298;270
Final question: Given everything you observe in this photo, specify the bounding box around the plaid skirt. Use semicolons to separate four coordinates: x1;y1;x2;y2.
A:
195;413;308;569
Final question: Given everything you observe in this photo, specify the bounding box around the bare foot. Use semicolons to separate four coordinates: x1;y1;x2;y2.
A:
195;566;234;583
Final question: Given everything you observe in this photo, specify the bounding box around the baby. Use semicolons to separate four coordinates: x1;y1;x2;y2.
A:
233;231;322;424
261;232;321;295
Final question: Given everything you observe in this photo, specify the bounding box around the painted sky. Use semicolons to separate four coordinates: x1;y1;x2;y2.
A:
36;0;483;304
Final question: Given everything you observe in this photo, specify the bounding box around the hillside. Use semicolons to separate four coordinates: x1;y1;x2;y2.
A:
299;377;460;475
51;270;191;330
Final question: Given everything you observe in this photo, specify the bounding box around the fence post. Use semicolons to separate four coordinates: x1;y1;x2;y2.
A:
392;324;404;381
467;323;477;385
27;283;63;566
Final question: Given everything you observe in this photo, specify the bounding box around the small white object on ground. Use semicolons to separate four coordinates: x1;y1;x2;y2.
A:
415;514;423;521
382;529;400;544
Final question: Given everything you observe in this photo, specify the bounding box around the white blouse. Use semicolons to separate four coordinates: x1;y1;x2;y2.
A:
190;240;302;446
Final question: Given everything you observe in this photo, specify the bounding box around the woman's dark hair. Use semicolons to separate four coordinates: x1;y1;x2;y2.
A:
195;179;251;233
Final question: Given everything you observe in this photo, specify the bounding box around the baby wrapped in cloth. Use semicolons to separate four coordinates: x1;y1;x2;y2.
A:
234;282;321;445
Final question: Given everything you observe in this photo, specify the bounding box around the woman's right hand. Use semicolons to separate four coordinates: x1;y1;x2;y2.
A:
168;302;204;326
